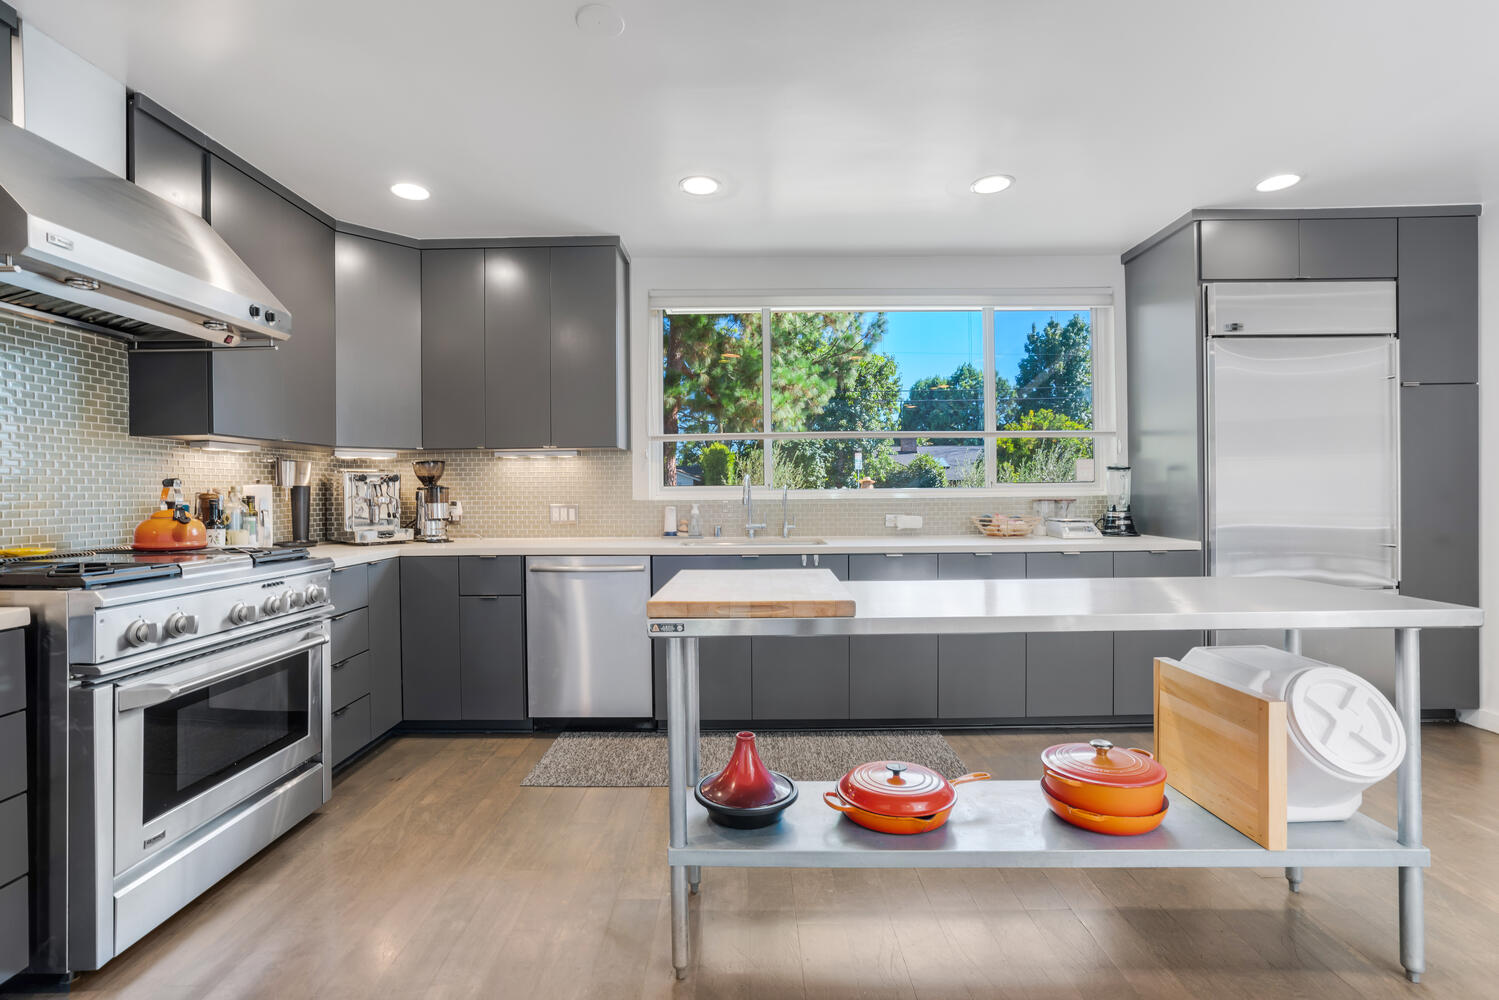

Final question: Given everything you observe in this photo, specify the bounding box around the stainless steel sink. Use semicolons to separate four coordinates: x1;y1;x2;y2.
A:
678;537;828;546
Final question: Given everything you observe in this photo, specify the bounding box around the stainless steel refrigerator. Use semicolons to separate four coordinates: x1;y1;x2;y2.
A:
1205;281;1402;687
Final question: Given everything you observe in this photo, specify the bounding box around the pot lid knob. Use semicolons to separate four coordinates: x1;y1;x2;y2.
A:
885;762;907;783
1090;739;1114;757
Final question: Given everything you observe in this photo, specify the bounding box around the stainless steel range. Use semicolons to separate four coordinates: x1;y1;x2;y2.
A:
0;546;334;976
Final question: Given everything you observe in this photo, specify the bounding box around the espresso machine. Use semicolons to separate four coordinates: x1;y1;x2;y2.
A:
412;460;462;542
1099;464;1139;536
344;470;413;544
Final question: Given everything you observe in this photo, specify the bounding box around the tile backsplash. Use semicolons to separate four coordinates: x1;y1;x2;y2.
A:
0;314;1102;550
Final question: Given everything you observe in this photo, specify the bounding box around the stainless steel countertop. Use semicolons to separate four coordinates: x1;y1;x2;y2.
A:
646;572;1483;635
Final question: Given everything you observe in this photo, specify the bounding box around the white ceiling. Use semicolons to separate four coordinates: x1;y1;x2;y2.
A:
16;0;1499;255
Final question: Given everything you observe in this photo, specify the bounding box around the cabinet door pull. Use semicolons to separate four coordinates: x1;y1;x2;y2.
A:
973;551;992;557
332;705;351;719
478;595;500;601
883;553;903;558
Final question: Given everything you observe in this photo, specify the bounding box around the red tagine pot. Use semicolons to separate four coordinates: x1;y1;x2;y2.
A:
823;761;990;835
699;731;781;808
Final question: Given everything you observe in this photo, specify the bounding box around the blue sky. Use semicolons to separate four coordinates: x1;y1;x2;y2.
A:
879;309;1084;394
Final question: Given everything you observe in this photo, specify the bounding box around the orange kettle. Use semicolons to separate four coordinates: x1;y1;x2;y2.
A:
134;478;208;551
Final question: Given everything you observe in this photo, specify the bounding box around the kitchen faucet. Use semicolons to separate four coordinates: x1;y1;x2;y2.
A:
781;487;795;538
743;474;767;539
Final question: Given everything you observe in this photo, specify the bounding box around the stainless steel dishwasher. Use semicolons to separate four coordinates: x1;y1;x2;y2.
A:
525;555;653;718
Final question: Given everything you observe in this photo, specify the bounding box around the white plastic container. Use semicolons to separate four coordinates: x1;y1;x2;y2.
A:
1177;645;1406;822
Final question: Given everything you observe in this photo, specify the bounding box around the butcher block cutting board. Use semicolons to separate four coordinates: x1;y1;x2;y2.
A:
648;569;856;619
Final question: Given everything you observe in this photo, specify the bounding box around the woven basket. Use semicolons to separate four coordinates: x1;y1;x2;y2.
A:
972;514;1040;538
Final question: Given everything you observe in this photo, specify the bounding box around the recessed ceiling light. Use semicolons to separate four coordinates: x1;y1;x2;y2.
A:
1255;173;1301;193
679;175;721;196
575;3;625;36
969;174;1014;195
390;182;430;201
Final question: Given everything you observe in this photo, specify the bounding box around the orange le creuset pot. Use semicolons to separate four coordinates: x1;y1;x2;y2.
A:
1040;781;1169;836
1041;738;1167;818
823;761;990;835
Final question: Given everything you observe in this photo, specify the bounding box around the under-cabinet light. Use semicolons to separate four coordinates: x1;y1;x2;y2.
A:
494;449;580;459
334;449;399;460
184;439;261;453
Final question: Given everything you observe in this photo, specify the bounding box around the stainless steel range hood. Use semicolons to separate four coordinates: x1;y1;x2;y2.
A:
0;120;290;347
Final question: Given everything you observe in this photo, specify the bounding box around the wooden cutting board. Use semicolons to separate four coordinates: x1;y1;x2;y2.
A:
647;568;856;619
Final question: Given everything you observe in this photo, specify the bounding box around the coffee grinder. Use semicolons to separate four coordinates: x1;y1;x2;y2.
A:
273;459;314;545
412;460;462;542
1099;464;1139;536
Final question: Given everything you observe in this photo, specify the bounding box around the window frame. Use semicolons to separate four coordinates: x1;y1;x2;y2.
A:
644;292;1117;499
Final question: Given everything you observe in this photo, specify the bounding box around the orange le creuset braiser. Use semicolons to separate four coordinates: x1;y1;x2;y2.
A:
1040;738;1167;818
823;760;990;835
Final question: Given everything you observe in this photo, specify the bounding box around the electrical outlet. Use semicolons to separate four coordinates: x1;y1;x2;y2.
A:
549;503;579;524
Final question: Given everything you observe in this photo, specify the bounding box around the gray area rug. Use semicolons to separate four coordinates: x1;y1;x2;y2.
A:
521;729;968;787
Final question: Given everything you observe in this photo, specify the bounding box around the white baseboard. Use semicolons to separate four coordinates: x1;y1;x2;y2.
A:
1458;708;1499;734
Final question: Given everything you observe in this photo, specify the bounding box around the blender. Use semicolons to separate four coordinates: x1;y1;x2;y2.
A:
412;460;462;542
1099;464;1139;536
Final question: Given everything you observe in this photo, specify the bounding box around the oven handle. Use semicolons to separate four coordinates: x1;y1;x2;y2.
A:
116;632;328;712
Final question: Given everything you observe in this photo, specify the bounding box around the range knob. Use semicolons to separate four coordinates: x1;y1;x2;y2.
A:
164;612;199;639
304;584;327;606
124;619;159;649
229;602;257;626
262;592;290;616
287;591;306;610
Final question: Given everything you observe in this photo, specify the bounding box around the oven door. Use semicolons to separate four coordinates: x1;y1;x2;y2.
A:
112;621;328;874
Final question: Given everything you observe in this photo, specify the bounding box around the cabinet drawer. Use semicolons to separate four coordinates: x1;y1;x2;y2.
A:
1111;550;1202;578
330;607;370;664
0;794;24;886
0;630;22;717
331;651;372;711
1026;552;1112;579
329;564;368;613
0;874;27;983
0;713;21;802
459;556;523;596
848;553;939;581
937;552;1025;580
330;695;371;765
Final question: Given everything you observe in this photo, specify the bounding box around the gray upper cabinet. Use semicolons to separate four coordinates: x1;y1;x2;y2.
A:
1398;216;1478;384
485;248;552;449
549;245;628;449
129;106;203;218
1199;220;1299;280
205;157;336;445
1297;218;1397;278
421;249;487;449
335;233;422;449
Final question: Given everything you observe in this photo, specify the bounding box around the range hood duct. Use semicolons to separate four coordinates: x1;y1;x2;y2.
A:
0;120;290;347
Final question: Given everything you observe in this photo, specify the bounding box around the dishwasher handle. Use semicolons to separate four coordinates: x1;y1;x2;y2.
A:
527;564;648;574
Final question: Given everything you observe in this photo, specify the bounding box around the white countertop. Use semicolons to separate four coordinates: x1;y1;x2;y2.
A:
0;607;29;630
647;571;1483;635
308;533;1199;569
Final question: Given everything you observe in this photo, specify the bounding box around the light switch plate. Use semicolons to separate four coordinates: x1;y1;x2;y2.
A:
549;503;579;524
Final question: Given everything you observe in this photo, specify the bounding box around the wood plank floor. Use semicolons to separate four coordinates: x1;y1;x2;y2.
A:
20;723;1499;999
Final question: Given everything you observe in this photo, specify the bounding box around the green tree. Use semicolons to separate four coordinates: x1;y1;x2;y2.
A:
699;443;736;486
1014;314;1092;424
996;408;1091;484
901;362;983;438
886;453;947;489
662;312;762;485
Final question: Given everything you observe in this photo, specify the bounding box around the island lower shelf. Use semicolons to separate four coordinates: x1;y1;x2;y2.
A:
670;780;1428;870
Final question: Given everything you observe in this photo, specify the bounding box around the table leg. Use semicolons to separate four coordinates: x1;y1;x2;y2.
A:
1283;629;1302;655
685;637;702;895
1395;627;1424;983
666;636;692;979
1283;867;1303;893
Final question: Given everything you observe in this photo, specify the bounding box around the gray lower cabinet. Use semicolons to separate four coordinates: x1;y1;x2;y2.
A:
329;565;368;614
751;637;850;720
1026;552;1112;579
1026;632;1114;718
367;559;403;735
1111;550;1203;578
400;557;462;720
459;596;527;720
331;696;371;766
331;651;372;712
938;634;1025;719
335;232;422;449
851;636;937;718
848;553;939;581
1398;216;1478;385
0;874;26;984
1112;630;1201;716
484;248;552;449
459;556;523;596
937;552;1025;580
0;630;21;716
1401;383;1479;708
1199;219;1299;280
330;607;369;665
421;249;487;449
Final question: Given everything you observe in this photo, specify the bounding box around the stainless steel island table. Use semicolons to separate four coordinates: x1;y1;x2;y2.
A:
646;571;1483;983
